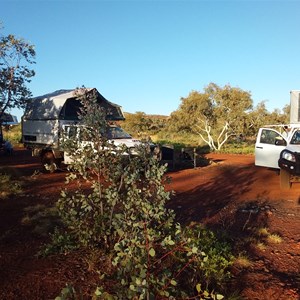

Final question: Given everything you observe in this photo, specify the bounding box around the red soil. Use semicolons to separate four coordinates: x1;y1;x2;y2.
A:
0;148;299;299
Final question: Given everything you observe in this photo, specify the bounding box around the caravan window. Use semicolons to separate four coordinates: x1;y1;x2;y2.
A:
60;99;82;120
68;126;78;139
63;126;78;139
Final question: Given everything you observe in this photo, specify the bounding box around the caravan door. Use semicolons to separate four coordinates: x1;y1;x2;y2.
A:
255;128;286;169
62;125;79;165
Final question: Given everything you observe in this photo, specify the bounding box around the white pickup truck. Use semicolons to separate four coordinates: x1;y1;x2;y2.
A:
255;90;300;189
255;124;300;189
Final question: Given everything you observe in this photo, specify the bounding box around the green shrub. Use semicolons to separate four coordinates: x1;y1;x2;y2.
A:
219;141;255;155
155;130;200;147
52;88;234;299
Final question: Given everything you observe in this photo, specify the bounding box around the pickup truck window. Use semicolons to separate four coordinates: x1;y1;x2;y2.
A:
260;129;282;144
290;130;300;144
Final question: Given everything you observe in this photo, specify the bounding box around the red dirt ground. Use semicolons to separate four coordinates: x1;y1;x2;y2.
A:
0;148;299;299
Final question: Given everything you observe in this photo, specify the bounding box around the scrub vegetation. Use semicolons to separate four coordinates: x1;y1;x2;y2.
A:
48;90;233;299
0;172;22;199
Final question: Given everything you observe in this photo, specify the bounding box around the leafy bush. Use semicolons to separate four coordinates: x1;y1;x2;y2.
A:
219;142;255;155
52;88;233;299
155;130;200;147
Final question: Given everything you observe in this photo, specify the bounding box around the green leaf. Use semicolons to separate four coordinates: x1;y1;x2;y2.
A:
149;248;156;257
196;283;201;293
203;290;209;297
216;295;224;300
61;287;72;295
114;243;120;251
168;239;175;245
94;287;102;296
192;246;198;253
140;269;147;279
170;279;177;286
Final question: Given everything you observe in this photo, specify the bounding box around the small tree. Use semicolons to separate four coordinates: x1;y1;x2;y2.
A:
0;30;36;120
168;83;253;150
53;88;233;299
246;101;290;138
122;111;153;137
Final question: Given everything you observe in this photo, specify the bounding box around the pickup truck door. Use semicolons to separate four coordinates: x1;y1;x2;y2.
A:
255;128;287;169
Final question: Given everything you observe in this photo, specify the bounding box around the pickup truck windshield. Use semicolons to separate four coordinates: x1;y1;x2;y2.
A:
290;130;300;145
107;127;132;139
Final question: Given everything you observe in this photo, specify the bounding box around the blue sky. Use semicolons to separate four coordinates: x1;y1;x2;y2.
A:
2;0;300;121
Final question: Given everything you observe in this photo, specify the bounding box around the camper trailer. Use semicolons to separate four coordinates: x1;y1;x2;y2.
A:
22;88;140;171
255;90;300;189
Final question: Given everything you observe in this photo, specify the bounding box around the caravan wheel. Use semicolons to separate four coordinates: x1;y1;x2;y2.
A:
41;151;57;173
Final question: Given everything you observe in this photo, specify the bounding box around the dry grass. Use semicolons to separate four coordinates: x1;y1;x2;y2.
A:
267;234;283;244
21;204;61;236
255;242;267;251
257;227;270;236
257;227;283;244
0;173;22;199
234;254;253;268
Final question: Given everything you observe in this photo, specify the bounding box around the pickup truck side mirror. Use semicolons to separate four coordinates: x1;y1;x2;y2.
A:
275;139;286;146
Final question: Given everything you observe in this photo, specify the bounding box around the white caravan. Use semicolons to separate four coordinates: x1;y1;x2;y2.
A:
22;88;140;171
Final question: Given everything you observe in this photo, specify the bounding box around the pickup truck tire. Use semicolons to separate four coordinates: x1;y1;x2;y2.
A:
280;169;291;190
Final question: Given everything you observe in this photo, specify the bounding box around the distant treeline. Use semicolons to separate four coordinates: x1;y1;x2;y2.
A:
121;83;289;149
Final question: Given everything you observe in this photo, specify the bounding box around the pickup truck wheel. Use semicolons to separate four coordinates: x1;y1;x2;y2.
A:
41;151;57;173
280;169;291;190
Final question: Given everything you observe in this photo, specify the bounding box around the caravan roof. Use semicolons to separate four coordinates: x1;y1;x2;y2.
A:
23;88;125;121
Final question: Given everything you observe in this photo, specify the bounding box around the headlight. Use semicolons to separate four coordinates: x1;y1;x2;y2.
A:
281;150;296;162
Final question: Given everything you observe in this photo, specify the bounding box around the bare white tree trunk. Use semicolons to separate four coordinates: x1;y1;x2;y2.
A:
195;118;233;151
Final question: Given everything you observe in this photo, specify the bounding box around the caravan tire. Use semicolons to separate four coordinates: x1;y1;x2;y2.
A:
41;151;57;173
